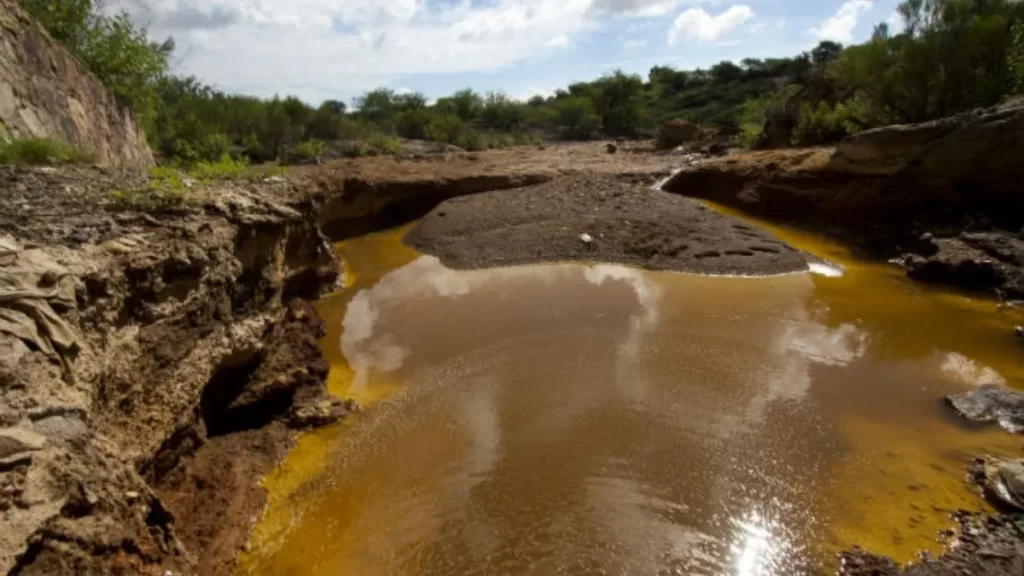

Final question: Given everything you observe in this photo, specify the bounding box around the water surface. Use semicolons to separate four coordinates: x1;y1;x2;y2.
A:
241;212;1024;576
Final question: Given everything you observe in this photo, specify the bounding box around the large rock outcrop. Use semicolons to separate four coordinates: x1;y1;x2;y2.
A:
663;97;1024;295
0;0;154;170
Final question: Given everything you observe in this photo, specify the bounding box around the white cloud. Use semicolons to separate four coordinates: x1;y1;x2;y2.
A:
547;34;571;47
810;0;873;43
624;38;649;49
591;0;683;17
110;0;599;103
668;5;755;44
885;10;906;33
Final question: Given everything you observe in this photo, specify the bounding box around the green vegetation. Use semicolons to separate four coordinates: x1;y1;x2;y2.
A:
738;0;1023;147
0;138;91;165
18;0;1024;171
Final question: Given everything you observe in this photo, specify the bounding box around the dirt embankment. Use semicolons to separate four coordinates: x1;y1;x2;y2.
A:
663;96;1024;297
0;166;350;575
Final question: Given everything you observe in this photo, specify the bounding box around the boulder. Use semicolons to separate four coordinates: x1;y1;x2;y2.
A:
946;384;1024;434
827;96;1024;185
657;119;701;150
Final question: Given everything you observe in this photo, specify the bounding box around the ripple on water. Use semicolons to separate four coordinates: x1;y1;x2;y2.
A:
240;218;1024;576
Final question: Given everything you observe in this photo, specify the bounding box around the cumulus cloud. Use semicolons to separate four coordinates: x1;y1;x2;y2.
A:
668;5;754;44
810;0;873;43
547;34;571;47
108;0;598;103
886;10;906;33
591;0;683;17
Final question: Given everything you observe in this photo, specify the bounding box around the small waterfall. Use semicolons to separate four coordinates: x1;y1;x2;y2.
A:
650;168;683;191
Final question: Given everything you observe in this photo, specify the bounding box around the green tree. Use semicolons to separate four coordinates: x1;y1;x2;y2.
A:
355;88;398;126
711;61;744;82
590;71;647;136
552;97;600;139
20;0;92;47
811;40;844;66
21;1;172;130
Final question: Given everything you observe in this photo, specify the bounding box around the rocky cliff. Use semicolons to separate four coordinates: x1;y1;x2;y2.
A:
0;0;154;170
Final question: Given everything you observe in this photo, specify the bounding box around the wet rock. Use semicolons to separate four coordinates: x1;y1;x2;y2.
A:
1016;326;1023;339
0;427;46;459
946;384;1024;434
289;398;358;429
606;143;618;154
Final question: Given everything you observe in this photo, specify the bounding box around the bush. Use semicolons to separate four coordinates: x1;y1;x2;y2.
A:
365;133;401;155
0;138;92;165
454;132;484;151
553;97;600;140
791;102;855;146
188;154;249;180
423;114;466;144
295;139;325;160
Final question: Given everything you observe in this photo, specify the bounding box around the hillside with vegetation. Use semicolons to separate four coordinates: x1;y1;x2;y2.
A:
14;0;1024;168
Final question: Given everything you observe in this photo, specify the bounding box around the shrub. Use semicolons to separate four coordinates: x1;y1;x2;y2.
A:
365;133;401;155
0;138;92;165
454;132;484;151
424;114;466;144
188;154;249;180
295;139;325;160
791;102;855;146
552;97;600;140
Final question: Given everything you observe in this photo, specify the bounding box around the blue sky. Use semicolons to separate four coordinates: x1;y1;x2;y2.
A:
113;0;905;106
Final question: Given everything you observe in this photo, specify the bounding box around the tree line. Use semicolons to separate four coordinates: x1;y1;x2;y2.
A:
17;0;1024;166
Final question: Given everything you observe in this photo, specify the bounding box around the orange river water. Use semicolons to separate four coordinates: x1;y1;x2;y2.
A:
238;204;1024;576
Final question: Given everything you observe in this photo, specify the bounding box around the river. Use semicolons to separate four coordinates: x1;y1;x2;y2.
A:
239;206;1023;576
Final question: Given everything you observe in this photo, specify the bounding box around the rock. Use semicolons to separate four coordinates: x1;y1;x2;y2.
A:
289;398;357;429
828;96;1024;184
946;384;1024;434
0;453;32;470
0;0;154;169
998;460;1024;504
903;237;1009;293
0;427;46;459
1016;326;1023;339
606;143;618;154
657;119;701;150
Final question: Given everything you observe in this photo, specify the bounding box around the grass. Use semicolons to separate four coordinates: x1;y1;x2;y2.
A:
0;138;92;165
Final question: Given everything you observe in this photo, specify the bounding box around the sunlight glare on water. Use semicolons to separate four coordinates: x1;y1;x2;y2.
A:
240;213;1024;576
